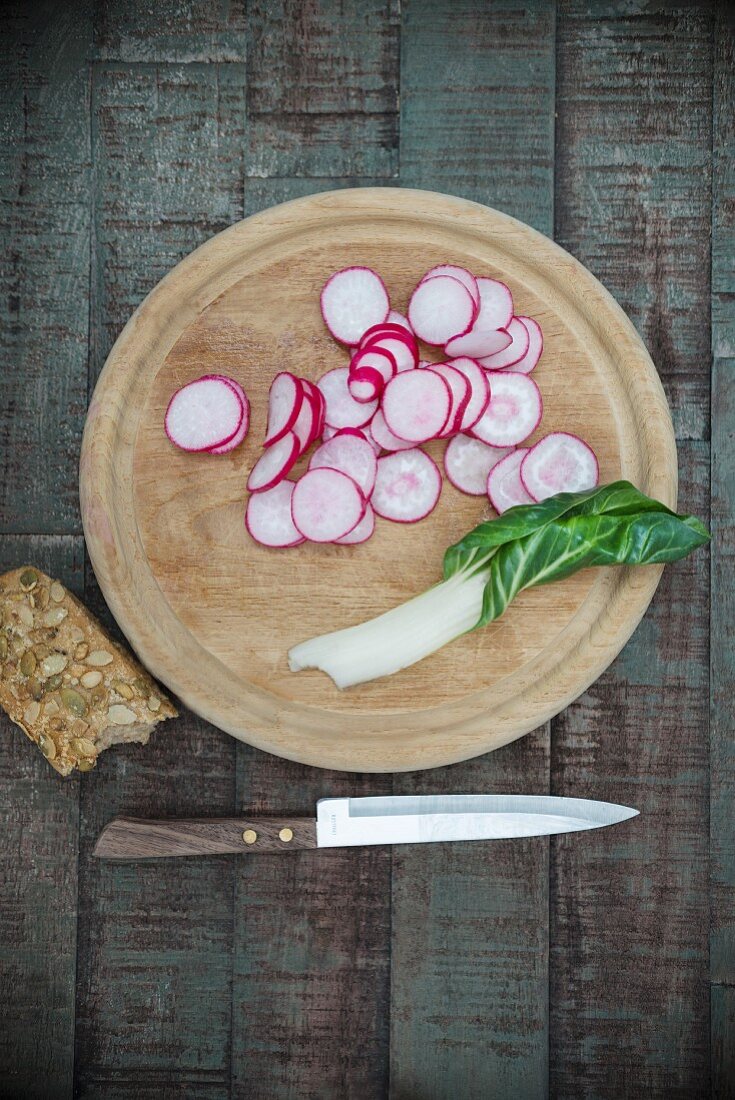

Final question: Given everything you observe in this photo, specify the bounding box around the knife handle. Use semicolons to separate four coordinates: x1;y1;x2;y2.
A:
93;816;318;860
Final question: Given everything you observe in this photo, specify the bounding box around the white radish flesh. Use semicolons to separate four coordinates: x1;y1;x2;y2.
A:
309;433;378;498
318;366;377;428
363;334;417;372
475;277;514;330
520;432;599;501
247;431;300;492
444;434;514;496
165;377;243;453
264;372;303;445
408;275;477;345
506;316;543;375
372;449;442;523
334;503;375;545
320;267;389;345
350;346;397;386
245;481;304;548
348;367;382;403
387;309;413;333
444;325;512;360
359;422;382;455
425;363;471;434
370;409;416;452
421;264;480;308
210;412;249;454
487;448;534;513
382;370;452;443
291;468;366;542
291;393;317;451
471;372;542;447
447;357;491;430
478;316;530;370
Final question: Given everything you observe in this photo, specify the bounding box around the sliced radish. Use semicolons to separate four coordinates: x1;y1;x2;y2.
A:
408;275;476;346
348;366;382;403
425;363;470;435
387;309;413;333
320;267;390;345
487;448;534;514
165;377;243;453
359;421;382;456
210;413;249;454
334;503;375;545
309;432;378;498
247;431;300;492
318;366;377;429
372;449;442;523
359;322;417;350
291;468;366;542
444;325;512;360
322;424;339;442
520;432;599;501
291;393;317;452
444;434;514;496
506;316;543;375
302;380;326;443
350;346;397;386
370;409;416;452
245;481;304;548
263;372;303;446
478;316;530;370
363;333;417;372
447;357;491;430
421;264;480;309
471;372;542;447
382;370;452;443
475;277;514;330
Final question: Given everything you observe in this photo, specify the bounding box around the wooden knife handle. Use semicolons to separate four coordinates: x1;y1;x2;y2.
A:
93;816;318;859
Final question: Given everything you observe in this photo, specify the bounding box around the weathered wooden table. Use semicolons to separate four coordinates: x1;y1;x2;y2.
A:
1;2;732;1097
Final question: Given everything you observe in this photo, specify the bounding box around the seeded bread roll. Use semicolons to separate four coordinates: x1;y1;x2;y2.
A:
0;566;177;776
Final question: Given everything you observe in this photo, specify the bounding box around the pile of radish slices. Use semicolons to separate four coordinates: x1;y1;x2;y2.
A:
165;263;599;548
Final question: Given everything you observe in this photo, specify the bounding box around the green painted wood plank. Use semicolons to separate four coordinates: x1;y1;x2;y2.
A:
712;984;735;1100
391;3;555;1096
0;535;85;1100
554;0;713;442
0;3;92;534
93;0;246;63
549;441;710;1098
245;0;400;178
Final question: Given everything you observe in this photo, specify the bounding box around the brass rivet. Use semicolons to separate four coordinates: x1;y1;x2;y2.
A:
279;827;294;843
242;829;257;845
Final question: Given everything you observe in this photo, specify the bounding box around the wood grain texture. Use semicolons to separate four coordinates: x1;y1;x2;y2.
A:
712;984;735;1100
93;0;247;63
0;535;84;1099
712;4;735;360
554;0;713;442
94;815;318;858
390;5;554;1096
549;443;710;1098
245;0;399;178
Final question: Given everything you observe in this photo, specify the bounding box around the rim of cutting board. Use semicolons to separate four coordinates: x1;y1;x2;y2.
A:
80;187;677;773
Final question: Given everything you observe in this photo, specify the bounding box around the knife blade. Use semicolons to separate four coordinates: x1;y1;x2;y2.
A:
93;793;638;859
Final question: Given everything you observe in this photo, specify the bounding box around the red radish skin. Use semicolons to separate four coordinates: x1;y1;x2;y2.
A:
362;333;417;372
425;363;471;435
320;267;389;345
331;426;380;455
372;449;442;523
421;264;480;309
382;369;452;443
444;325;512;360
506;316;543;375
301;380;326;444
471;372;542;447
291;392;316;452
334;503;375;545
209;412;249;454
359;322;417;350
247;431;300;492
475;277;514;330
263;372;305;446
350;346;397;387
387;310;413;333
291;468;366;542
444;434;514;496
408;275;477;345
245;480;304;548
165;376;244;453
446;357;491;430
370;409;416;452
478;316;530;370
318;366;377;429
487;448;534;514
309;432;378;498
520;432;599;501
348;366;382;403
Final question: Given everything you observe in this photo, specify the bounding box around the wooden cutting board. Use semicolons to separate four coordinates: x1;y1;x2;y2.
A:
80;188;676;772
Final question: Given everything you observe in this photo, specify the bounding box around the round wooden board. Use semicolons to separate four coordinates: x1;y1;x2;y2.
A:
80;188;676;773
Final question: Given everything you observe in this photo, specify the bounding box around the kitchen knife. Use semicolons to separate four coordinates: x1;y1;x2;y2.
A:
93;794;638;860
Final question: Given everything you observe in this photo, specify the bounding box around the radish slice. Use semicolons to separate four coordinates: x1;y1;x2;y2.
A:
478;316;530;370
370;409;416;452
387;310;413;333
359;422;382;456
372;449;442;523
506;316;543;375
301;380;326;444
247;431;300;492
210;412;249;454
425;363;470;434
408;275;476;345
520;432;599;501
382;370;452;443
309;433;378;498
359;322;417;350
475;277;514;330
245;481;304;548
291;393;316;452
363;334;417;372
447;357;491;430
334;503;375;545
444;434;514;496
348;366;382;403
421;264;480;309
291;468;366;542
350;346;397;386
320;267;390;345
444;325;512;360
487;448;534;514
318;366;377;428
165;377;243;453
471;372;542;447
264;372;303;446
